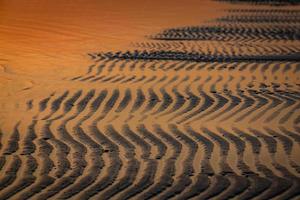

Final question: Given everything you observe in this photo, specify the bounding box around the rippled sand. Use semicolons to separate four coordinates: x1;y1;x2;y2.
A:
0;0;300;199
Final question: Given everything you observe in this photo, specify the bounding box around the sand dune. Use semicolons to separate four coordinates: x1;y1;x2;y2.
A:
0;0;299;199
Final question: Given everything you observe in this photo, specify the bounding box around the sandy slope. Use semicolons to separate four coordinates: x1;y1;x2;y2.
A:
0;0;299;199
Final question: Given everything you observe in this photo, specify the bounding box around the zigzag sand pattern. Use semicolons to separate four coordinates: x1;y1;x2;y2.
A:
0;1;299;199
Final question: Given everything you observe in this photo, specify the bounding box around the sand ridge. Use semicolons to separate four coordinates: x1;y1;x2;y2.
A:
0;0;300;199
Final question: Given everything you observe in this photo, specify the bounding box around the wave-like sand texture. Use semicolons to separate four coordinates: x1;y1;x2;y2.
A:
0;1;299;199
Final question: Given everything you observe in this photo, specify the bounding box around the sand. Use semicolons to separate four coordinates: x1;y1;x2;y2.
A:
0;0;299;199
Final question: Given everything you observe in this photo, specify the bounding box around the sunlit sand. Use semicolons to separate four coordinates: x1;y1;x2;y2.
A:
0;0;299;199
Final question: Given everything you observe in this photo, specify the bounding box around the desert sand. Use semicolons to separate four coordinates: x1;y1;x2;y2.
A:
0;0;299;199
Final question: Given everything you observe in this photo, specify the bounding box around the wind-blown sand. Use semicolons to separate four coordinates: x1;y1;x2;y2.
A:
0;0;299;199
